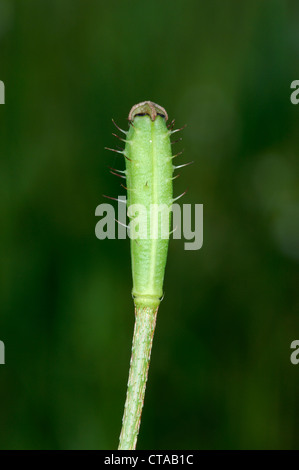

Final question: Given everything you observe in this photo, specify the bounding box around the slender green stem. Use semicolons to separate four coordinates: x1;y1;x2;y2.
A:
118;305;159;450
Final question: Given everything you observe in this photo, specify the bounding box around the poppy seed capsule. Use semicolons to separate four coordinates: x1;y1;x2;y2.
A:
125;102;173;308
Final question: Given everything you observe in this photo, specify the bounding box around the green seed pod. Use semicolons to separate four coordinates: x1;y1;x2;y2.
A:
124;101;173;309
109;101;186;450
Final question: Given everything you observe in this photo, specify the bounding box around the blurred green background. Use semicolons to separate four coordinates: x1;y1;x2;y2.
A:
0;0;298;450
